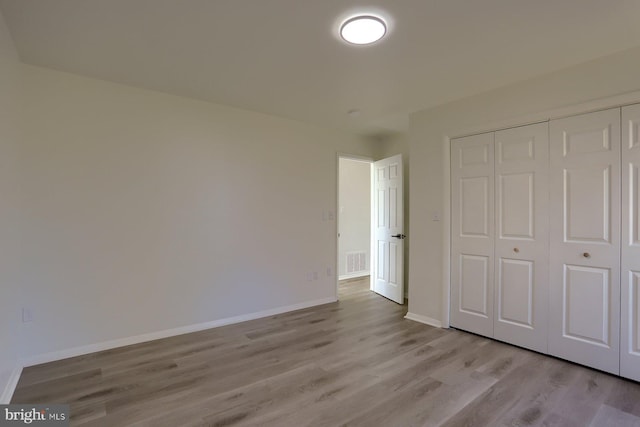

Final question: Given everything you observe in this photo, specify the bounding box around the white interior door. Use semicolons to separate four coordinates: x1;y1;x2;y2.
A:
373;154;404;304
621;104;640;381
493;123;549;353
450;132;495;337
549;108;621;374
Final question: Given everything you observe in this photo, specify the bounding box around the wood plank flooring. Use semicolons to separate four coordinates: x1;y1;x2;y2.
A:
12;277;640;426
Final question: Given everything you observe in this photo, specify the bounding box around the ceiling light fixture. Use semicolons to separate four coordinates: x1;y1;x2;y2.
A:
340;15;387;45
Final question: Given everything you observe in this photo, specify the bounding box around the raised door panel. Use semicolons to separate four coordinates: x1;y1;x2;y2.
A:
549;108;620;374
375;166;388;285
460;176;490;237
563;265;611;347
389;240;399;287
451;132;494;337
562;126;611;156
564;166;611;243
627;272;640;362
621;104;640;381
459;144;490;167
498;172;534;240
377;240;387;283
497;258;533;328
493;122;549;353
459;254;490;317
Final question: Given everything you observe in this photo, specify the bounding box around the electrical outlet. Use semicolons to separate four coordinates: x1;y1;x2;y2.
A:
313;271;319;280
306;272;313;282
22;308;33;323
326;267;333;277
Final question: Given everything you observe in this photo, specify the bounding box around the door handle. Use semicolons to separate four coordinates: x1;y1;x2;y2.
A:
583;252;591;258
391;234;406;239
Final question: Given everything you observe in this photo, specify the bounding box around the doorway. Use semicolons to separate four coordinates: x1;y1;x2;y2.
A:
337;154;405;304
338;157;372;288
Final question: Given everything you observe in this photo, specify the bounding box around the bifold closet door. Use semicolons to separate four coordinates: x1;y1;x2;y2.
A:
493;123;549;353
621;104;640;381
549;108;621;375
451;132;495;337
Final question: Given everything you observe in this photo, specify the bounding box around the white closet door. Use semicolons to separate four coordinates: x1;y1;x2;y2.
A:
621;104;640;381
549;108;621;374
451;132;495;337
493;123;549;353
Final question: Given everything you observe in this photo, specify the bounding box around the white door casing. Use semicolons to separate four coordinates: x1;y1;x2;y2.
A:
493;123;549;353
373;154;404;304
549;108;621;375
621;104;640;381
450;132;495;337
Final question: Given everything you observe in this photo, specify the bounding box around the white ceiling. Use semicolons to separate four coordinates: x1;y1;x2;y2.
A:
2;0;640;137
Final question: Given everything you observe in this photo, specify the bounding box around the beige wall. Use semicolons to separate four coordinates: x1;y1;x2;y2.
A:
408;45;640;323
18;65;378;358
0;9;21;402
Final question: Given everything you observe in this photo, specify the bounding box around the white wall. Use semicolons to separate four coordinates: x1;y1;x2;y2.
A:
18;64;378;359
408;45;640;324
338;158;370;278
0;9;22;402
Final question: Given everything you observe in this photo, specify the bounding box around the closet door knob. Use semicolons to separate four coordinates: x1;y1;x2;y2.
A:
513;248;519;253
583;252;591;258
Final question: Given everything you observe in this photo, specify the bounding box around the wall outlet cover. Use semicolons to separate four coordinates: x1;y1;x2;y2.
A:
22;308;33;323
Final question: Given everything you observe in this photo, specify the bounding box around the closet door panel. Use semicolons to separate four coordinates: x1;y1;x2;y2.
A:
549;108;620;374
494;123;549;352
621;104;640;381
563;264;611;345
497;258;533;327
451;132;495;337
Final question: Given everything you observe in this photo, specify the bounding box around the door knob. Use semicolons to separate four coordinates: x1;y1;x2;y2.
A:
583;252;591;258
391;234;406;239
513;248;519;253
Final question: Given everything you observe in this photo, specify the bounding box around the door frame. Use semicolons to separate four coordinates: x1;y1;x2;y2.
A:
441;89;640;329
336;153;374;301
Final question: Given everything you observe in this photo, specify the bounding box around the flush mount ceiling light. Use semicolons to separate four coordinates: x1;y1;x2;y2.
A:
340;15;387;45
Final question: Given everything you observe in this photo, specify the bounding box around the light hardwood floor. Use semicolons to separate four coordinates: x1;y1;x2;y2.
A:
12;277;640;426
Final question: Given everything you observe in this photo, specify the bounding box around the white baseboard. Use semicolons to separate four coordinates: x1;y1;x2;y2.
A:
338;272;369;281
22;296;337;368
404;312;443;328
0;364;23;404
